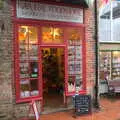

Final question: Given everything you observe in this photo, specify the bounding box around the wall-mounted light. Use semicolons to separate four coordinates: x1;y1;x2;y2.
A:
1;23;5;32
0;20;5;32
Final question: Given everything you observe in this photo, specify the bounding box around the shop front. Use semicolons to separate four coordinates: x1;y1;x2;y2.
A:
14;0;86;110
0;0;96;119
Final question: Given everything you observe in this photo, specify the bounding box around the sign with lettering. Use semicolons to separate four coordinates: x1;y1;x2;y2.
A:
16;0;83;23
33;101;40;120
74;95;91;116
29;100;40;120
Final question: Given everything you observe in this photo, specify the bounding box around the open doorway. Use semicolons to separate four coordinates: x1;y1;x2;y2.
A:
41;48;65;111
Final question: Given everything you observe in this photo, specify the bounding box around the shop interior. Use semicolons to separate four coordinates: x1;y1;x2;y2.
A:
41;48;65;110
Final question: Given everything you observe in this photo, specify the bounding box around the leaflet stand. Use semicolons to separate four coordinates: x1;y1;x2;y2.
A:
72;94;91;118
28;100;40;120
72;87;91;118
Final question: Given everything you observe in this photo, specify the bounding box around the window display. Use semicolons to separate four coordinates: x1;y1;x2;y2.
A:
19;44;29;60
112;51;120;80
30;62;38;78
42;27;64;44
18;26;39;99
99;51;111;81
99;51;120;82
29;45;38;60
20;62;29;78
20;79;39;98
20;79;30;98
30;79;39;96
16;25;85;102
67;28;82;93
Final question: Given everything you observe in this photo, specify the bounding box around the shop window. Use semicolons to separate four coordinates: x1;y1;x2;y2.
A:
29;45;38;60
42;27;64;44
99;51;111;82
30;62;38;78
18;26;39;100
20;79;39;98
20;79;30;98
20;61;29;78
19;26;38;44
30;79;39;96
67;28;82;93
112;51;120;80
99;51;120;82
16;25;85;101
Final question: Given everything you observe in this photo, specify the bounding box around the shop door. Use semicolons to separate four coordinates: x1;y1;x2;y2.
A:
41;47;65;108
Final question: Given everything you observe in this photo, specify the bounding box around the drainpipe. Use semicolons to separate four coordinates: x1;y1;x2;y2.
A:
94;0;100;109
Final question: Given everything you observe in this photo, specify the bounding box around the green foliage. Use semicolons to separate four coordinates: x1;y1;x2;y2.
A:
0;0;4;9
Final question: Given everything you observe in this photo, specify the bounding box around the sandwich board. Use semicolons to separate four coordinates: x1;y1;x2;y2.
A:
29;100;40;120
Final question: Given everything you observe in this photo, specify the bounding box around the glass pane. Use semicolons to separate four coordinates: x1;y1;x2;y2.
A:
68;28;81;45
20;79;30;98
19;26;37;44
30;79;39;96
68;61;75;74
19;44;29;60
19;26;29;44
20;62;29;78
19;26;38;61
99;52;111;81
29;26;38;44
42;27;64;44
30;62;38;78
29;45;38;60
67;28;82;93
68;46;75;61
112;51;120;80
75;75;82;91
75;46;82;60
68;76;75;92
75;61;81;74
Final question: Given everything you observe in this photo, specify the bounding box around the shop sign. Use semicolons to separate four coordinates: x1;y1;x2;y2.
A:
74;95;91;116
29;100;40;120
16;0;83;23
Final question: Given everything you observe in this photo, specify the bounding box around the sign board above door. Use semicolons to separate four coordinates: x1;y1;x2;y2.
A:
16;0;83;23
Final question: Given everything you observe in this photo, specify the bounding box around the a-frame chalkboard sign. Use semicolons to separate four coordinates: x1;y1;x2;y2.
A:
74;95;91;116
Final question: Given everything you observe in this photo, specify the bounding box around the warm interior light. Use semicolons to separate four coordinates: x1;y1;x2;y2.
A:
113;51;120;56
19;26;29;42
53;28;60;38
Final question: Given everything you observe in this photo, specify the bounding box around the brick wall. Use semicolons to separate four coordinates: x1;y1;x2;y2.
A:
84;7;96;98
0;1;96;119
0;0;14;119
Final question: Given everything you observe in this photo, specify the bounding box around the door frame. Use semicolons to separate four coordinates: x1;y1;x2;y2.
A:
14;21;86;104
39;45;67;103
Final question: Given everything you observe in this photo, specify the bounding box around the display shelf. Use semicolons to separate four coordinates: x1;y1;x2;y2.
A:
111;51;120;80
18;26;40;99
68;35;82;93
99;51;120;82
99;51;111;81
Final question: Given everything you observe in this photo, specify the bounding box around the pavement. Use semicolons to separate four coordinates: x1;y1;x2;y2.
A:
40;95;120;120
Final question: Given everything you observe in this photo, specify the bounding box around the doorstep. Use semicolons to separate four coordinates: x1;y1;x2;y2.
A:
41;105;74;114
19;118;35;120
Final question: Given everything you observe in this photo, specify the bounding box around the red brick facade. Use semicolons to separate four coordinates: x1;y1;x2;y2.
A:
0;0;96;119
85;8;96;97
0;0;14;119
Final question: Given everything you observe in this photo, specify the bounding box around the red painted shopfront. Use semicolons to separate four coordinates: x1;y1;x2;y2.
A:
13;0;87;110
